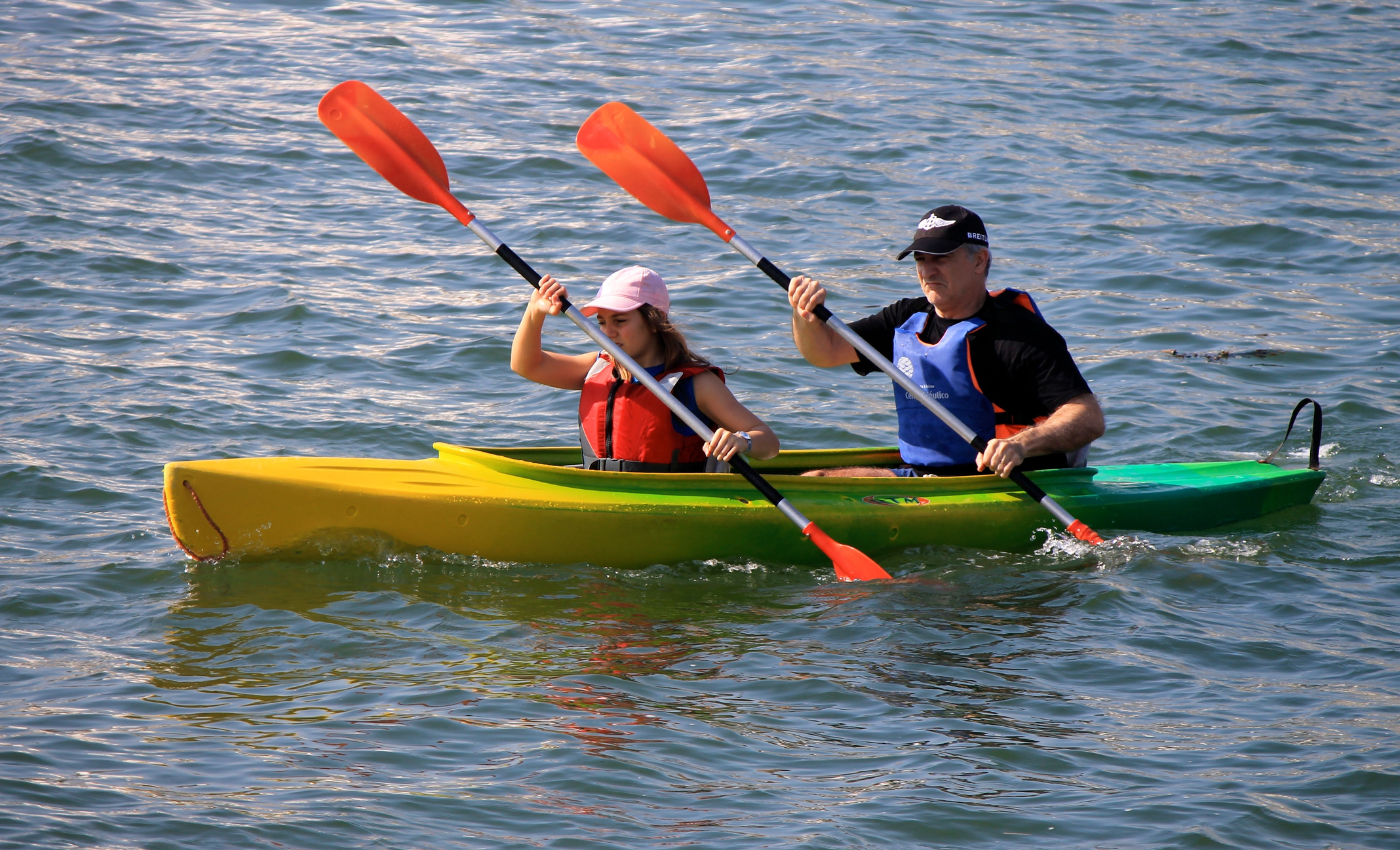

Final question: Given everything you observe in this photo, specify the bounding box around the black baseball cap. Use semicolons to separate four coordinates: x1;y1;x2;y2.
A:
896;205;989;260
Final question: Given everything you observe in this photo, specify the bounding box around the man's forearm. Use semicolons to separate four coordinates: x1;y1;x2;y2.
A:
791;313;857;368
1010;393;1105;457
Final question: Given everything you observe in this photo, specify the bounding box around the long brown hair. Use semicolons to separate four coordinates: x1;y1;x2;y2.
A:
611;304;712;382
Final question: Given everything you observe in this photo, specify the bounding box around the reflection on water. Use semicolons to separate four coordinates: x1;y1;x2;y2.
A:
159;549;1090;750
164;556;765;688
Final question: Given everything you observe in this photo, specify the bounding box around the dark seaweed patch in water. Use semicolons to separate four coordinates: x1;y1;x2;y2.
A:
1166;348;1283;362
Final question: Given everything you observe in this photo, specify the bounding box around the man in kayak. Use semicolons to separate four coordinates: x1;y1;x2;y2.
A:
787;205;1105;478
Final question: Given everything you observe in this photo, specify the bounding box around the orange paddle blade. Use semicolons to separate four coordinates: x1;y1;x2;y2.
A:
803;523;891;582
319;81;470;222
576;102;734;241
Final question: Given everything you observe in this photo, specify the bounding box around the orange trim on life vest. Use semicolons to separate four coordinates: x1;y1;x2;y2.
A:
990;288;1038;315
993;416;1048;441
965;336;983;395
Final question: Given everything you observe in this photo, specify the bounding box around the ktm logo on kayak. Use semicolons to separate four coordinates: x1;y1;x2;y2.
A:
862;495;931;507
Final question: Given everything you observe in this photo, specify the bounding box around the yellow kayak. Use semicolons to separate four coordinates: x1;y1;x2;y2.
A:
162;443;1324;568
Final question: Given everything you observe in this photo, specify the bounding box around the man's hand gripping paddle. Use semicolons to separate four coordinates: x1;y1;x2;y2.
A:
576;102;1104;546
317;81;892;581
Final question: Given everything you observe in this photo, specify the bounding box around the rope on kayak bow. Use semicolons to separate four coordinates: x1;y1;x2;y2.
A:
163;479;229;563
1260;398;1323;471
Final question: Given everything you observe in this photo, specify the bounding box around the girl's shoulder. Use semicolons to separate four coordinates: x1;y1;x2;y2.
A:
680;361;724;381
686;365;728;399
583;351;609;379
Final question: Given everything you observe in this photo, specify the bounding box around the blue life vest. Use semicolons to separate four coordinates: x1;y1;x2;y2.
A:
892;313;994;467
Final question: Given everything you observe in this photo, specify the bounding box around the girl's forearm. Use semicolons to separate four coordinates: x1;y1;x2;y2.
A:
744;426;780;460
510;307;547;379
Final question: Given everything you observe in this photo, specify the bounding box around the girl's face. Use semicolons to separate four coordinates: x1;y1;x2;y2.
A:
596;308;662;364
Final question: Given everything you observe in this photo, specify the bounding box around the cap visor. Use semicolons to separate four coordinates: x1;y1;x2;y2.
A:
580;295;649;316
896;240;961;260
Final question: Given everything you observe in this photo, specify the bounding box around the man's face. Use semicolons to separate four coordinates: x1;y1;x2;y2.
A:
915;248;988;314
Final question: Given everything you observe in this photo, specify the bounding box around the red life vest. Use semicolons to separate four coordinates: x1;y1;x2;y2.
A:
578;353;725;473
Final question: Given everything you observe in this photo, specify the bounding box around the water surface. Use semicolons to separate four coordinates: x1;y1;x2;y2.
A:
3;1;1399;847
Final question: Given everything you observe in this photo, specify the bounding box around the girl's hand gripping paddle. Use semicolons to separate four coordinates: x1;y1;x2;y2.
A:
576;102;1104;546
318;81;892;581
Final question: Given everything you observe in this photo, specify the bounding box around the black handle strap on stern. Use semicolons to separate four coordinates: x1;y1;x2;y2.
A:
1260;398;1323;470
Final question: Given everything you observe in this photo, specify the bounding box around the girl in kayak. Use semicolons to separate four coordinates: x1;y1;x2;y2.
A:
511;266;779;472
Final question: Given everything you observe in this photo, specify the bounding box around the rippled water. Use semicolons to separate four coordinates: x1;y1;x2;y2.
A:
4;1;1399;847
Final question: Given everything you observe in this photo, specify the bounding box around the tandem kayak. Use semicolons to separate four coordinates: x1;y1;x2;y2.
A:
163;443;1324;568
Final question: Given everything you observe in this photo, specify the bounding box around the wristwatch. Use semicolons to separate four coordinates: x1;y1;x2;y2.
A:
734;431;753;454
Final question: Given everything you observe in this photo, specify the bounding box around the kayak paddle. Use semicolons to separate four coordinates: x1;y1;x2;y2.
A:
576;102;1105;546
317;81;892;581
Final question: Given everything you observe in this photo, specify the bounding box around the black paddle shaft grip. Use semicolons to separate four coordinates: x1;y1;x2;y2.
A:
496;244;546;288
1008;469;1048;503
494;243;581;311
728;455;785;507
756;258;833;322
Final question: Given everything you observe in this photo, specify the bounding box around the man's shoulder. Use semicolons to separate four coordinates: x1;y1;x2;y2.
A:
851;296;930;337
879;296;932;327
880;295;931;314
980;290;1066;344
973;288;1092;413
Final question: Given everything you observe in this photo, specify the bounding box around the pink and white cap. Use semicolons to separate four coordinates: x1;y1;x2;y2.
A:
579;266;670;316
